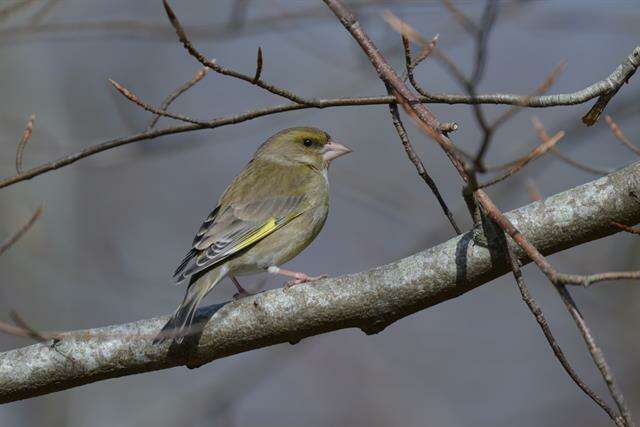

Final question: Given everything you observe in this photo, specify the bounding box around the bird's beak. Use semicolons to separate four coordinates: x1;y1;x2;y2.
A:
322;139;353;162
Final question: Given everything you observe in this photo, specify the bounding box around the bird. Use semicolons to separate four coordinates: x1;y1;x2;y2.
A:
154;127;352;344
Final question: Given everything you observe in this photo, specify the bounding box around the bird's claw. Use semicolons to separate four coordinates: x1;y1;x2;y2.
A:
233;290;254;300
283;274;327;289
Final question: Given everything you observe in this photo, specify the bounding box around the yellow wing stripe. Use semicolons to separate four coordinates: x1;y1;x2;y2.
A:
226;211;304;254
233;218;278;252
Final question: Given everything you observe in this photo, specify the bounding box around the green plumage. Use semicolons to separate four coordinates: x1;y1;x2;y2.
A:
155;127;350;344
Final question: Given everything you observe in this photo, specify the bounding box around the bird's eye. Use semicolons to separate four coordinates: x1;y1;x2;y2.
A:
303;139;313;147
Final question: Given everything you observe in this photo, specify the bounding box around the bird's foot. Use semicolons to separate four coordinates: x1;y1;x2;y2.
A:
233;289;254;300
283;273;328;289
231;275;253;300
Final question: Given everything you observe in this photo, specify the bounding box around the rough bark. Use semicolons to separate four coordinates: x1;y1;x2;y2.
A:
1;161;638;404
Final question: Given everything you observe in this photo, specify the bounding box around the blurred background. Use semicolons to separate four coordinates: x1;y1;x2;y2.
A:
1;0;639;426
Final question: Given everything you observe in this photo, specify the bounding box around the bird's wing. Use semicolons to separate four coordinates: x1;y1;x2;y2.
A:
173;194;307;282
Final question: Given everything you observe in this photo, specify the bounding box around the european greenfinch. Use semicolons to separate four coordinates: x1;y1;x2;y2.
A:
154;127;352;343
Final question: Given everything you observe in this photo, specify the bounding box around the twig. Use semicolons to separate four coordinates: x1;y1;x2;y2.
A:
605;115;640;156
525;178;543;202
0;23;635;190
476;190;633;427
253;46;263;83
483;116;635;427
478;129;564;189
531;117;609;176
387;99;461;235
491;60;567;130
9;310;53;342
384;9;493;170
163;0;318;106
440;0;478;36
324;2;634;424
109;78;209;126
15;113;35;174
0;90;542;190
382;13;640;109
549;147;609;175
582;48;640;125
558;271;640;288
393;3;496;168
469;1;503;167
400;32;437;97
493;119;635;424
439;122;458;135
147;66;210;131
0;319;40;340
469;0;498;87
0;96;447;190
0;205;43;256
612;221;640;236
504;241;621;424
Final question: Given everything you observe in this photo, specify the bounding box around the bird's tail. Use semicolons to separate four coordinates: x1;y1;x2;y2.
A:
153;266;227;344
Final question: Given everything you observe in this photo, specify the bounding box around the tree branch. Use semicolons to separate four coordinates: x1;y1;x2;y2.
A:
1;41;636;190
0;205;43;257
1;161;638;404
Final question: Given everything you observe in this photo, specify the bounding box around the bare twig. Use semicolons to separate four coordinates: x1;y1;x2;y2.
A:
0;319;40;340
525;178;543;202
549;147;609;175
0;205;43;256
9;310;54;342
0;0;631;200
163;0;318;106
146;67;210;131
387;100;461;234
400;33;438;97
440;0;478;36
558;271;640;288
505;242;621;424
531;117;609;176
439;122;458;135
386;6;636;171
15;113;35;174
582;48;640;125
384;9;492;170
489;118;635;425
469;0;498;87
1;40;636;191
325;2;634;424
478;129;564;189
253;46;263;83
109;78;209;126
476;190;633;427
491;60;567;130
0;95;453;190
383;12;639;109
612;221;640;235
605;115;640;156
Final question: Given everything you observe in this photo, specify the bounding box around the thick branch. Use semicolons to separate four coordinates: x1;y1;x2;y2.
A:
1;162;638;404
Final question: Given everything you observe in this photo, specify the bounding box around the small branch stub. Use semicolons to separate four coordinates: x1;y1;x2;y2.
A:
439;121;458;135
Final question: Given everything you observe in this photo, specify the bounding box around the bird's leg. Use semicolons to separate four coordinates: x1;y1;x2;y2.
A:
268;266;327;289
231;276;252;300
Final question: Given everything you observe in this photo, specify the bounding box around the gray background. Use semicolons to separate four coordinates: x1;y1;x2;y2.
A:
1;0;639;426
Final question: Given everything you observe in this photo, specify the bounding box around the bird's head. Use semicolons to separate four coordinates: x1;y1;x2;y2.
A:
255;127;352;169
